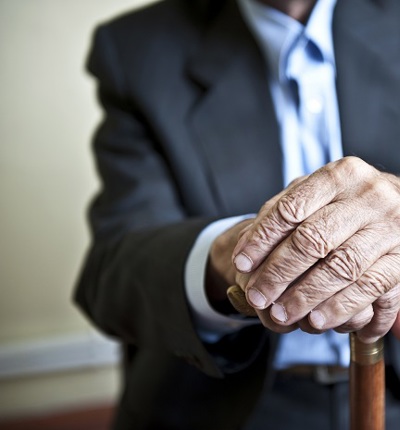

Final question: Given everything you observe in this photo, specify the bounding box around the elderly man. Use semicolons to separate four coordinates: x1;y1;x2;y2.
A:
75;0;400;428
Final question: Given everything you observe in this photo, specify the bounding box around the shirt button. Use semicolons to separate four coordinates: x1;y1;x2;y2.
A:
306;98;323;114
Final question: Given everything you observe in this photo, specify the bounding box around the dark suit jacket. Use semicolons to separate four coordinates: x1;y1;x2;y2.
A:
75;0;400;428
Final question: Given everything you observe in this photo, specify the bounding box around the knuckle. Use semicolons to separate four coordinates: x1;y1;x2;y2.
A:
362;177;395;209
358;269;393;298
263;260;292;286
251;224;269;244
337;156;367;175
277;194;305;224
338;156;382;192
325;247;363;283
244;230;272;259
292;222;331;259
250;218;285;248
241;229;270;257
370;177;389;197
333;157;374;188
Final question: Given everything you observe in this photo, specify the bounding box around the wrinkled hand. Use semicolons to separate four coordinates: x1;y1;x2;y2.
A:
232;157;400;343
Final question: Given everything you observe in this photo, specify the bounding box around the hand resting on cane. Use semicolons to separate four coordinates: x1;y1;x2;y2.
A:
208;157;400;342
231;157;400;343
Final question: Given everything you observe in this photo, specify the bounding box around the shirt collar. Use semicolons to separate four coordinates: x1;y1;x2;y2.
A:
238;0;337;81
305;0;337;65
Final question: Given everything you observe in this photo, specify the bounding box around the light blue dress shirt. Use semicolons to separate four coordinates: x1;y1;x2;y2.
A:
239;0;343;184
185;0;350;369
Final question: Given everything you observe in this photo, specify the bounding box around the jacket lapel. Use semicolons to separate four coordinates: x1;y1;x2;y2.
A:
333;0;400;174
186;0;283;216
186;0;400;218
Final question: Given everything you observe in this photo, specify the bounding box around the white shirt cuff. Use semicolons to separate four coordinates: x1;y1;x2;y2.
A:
184;215;259;342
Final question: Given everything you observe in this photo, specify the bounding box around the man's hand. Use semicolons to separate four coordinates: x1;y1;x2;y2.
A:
232;157;400;343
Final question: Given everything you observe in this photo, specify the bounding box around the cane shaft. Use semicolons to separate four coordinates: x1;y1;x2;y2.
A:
350;333;385;430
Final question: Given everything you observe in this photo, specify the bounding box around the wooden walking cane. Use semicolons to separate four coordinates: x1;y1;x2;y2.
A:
227;286;387;429
350;333;385;430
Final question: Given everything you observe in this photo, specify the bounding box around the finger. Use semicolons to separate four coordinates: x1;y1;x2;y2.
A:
297;315;328;335
357;283;400;343
232;188;291;273
232;176;310;273
244;199;373;311
267;226;395;324
233;274;299;332
255;308;299;334
334;305;374;333
308;253;400;333
233;166;339;273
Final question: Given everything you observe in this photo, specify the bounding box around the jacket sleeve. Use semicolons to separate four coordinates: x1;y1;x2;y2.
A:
74;23;269;378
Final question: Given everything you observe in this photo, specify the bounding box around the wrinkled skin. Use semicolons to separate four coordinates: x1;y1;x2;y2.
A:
209;157;400;343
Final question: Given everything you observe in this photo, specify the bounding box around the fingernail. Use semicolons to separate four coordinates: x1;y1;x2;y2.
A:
234;253;253;272
247;287;267;309
270;303;288;323
309;310;325;329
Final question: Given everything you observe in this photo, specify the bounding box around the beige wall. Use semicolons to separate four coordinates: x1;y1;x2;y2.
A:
0;0;157;418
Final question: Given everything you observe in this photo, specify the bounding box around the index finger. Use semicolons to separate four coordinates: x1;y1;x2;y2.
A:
233;166;340;273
